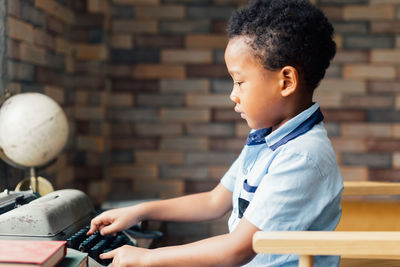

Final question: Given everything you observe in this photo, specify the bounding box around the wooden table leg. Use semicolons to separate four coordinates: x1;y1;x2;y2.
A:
299;255;314;267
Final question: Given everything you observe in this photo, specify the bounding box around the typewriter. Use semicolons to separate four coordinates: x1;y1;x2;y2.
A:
0;189;139;266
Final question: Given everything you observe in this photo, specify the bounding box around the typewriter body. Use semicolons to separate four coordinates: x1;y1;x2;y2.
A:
0;189;136;266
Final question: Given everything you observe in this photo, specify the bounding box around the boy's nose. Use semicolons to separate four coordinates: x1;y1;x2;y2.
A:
230;90;240;104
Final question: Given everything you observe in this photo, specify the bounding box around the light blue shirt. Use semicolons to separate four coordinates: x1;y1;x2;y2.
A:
221;103;343;267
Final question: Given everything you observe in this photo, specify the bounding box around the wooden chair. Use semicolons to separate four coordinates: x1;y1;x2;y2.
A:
252;181;400;267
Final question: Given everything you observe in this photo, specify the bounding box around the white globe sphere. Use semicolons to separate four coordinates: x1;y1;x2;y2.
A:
0;92;69;167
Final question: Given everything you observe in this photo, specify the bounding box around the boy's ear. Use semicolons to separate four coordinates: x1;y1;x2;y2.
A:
279;66;298;97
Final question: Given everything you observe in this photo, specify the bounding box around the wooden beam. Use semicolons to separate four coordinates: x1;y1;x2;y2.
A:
343;181;400;196
253;231;400;258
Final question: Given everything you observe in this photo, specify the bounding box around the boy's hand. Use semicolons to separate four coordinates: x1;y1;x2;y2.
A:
100;245;149;267
87;207;140;236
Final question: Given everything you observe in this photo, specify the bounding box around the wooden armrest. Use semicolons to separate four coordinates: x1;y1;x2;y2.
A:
343;181;400;196
253;231;400;259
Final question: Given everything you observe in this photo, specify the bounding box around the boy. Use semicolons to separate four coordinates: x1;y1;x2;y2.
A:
87;0;343;266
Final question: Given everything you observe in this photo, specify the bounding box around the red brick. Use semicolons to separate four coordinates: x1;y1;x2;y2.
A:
333;51;369;63
210;138;245;151
368;81;400;94
35;0;75;24
112;19;157;33
186;123;235;137
135;5;185;19
331;138;367;152
212;20;228;33
107;92;134;107
133;123;183;136
8;17;34;43
34;28;56;50
393;152;400;168
109;164;158;179
213;109;241;122
185;180;218;194
134;151;184;164
75;106;106;120
186;152;236;165
134;35;184;49
160;108;210;122
56;37;74;56
209;165;230;179
20;42;46;65
160;166;209;180
132;64;185;79
134;180;184;199
77;135;105;152
341;123;394;138
161;49;212;64
371;49;400;64
113;0;159;4
8;0;20;17
111;137;158;149
343;5;395;20
367;139;400;152
343;65;396;80
320;6;343;20
88;0;110;13
322;109;366;122
185;34;228;49
339;166;368;182
8;39;20;59
342;95;393;109
160;79;209;93
111;79;159;92
371;21;400;34
109;65;132;77
161;137;209;151
88;180;110;205
76;43;108;60
45;86;65;104
186;93;232;107
47;16;64;35
186;64;229;78
369;169;400;182
110;34;133;49
75;166;103;180
56;167;75;188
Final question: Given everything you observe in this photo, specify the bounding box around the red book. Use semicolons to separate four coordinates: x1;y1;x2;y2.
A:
0;240;66;267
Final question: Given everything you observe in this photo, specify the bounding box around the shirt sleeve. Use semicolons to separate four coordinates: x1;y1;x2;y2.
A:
220;157;240;192
244;150;339;231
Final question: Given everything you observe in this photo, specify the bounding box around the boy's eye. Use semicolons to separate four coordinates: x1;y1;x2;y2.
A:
234;81;243;86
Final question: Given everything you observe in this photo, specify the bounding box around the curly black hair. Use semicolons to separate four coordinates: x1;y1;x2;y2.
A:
227;0;336;91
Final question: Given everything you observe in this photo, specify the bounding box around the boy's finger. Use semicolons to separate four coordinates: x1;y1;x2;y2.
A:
87;217;103;235
99;224;118;236
87;222;98;235
100;249;116;259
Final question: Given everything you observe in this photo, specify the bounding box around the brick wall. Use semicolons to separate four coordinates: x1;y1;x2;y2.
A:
2;0;111;205
1;0;400;242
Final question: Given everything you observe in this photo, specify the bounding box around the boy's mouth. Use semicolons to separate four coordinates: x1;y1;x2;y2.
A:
234;106;246;119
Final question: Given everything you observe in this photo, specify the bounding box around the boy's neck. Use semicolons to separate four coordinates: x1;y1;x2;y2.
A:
271;95;314;132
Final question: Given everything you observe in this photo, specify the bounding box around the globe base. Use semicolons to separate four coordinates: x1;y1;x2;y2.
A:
15;176;54;196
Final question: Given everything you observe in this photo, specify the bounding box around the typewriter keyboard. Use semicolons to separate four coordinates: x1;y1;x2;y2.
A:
66;226;135;265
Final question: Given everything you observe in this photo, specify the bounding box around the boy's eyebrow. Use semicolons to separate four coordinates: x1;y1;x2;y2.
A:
229;70;241;76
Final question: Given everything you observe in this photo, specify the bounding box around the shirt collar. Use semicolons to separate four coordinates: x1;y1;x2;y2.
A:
246;103;323;150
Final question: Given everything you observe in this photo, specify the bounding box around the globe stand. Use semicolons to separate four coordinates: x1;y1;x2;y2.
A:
15;167;54;196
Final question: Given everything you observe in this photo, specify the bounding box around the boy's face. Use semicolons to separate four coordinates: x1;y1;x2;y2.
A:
224;36;286;130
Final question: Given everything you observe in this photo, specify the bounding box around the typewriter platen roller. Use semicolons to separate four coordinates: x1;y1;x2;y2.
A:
0;189;138;266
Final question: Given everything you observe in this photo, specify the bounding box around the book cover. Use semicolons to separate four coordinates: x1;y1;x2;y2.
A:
58;249;87;267
0;240;66;267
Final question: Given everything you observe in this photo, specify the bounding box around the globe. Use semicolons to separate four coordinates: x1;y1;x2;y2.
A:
0;92;69;167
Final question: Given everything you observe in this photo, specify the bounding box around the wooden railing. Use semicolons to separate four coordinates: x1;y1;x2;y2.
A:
252;181;400;267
